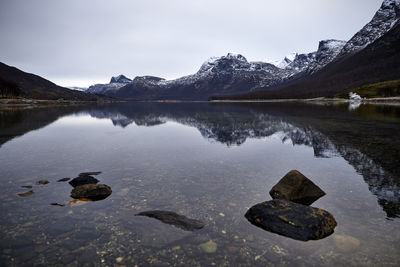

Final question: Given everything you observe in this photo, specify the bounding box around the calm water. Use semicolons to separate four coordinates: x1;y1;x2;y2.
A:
0;102;399;266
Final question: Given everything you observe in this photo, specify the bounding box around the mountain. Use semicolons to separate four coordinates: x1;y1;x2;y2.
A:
67;86;87;92
110;53;291;100
0;62;100;100
339;0;400;56
87;74;132;95
86;0;399;101
213;0;400;100
95;43;348;100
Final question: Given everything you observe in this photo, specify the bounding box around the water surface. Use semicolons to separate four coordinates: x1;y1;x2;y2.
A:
0;102;399;266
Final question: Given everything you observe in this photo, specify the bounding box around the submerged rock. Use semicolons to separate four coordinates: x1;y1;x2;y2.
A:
57;178;70;182
269;170;326;205
135;210;205;231
69;175;99;187
50;203;65;207
70;184;112;200
199;240;217;253
17;190;34;197
245;199;337;241
36;180;49;185
333;234;360;252
21;185;32;189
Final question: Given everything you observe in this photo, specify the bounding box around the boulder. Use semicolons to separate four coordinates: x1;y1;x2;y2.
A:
245;199;337;241
70;184;112;200
69;175;99;187
269;170;326;205
135;210;205;231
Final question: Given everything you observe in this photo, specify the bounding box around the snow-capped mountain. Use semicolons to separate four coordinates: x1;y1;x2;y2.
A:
87;74;132;94
275;39;346;76
339;0;400;56
112;53;291;100
86;0;399;101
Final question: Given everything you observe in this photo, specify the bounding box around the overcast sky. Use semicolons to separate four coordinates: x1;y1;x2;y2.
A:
0;0;383;87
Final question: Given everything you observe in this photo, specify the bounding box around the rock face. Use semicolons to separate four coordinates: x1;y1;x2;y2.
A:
269;170;326;205
87;75;132;95
135;210;205;231
69;174;99;187
70;184;112;200
339;0;400;56
245;200;337;241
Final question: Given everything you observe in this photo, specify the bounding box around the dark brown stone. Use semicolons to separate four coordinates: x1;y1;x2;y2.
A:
245;199;337;241
70;184;112;200
57;177;70;182
69;175;99;187
269;170;326;205
36;180;49;185
17;190;34;197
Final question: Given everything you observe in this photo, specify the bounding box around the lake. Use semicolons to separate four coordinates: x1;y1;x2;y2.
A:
0;102;399;266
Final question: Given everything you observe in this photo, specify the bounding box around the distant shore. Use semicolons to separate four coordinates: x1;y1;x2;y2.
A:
210;97;400;105
2;97;400;107
0;98;122;107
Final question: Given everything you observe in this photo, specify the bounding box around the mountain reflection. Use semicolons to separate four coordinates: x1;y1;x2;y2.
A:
0;102;399;218
85;102;400;218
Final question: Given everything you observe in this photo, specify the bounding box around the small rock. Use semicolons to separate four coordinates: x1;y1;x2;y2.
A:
51;203;65;207
69;175;99;187
57;178;70;182
79;172;102;176
17;190;34;197
199;240;217;253
21;185;32;189
269;170;326;205
333;234;360;252
116;257;123;263
228;246;239;253
37;180;49;185
68;198;92;206
70;184;112;200
245;199;337;241
219;213;225;217
172;246;181;251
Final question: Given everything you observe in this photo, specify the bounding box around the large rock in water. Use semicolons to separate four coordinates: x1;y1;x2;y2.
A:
70;184;112;200
245;199;337;241
135;210;205;231
269;170;326;205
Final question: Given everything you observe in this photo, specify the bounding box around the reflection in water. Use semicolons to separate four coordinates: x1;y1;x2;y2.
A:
85;103;400;218
1;102;400;266
1;103;399;218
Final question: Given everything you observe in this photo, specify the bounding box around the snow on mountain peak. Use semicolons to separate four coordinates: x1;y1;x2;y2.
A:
339;0;400;56
110;75;132;84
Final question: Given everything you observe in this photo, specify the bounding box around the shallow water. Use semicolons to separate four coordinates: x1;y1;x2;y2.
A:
0;102;399;266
